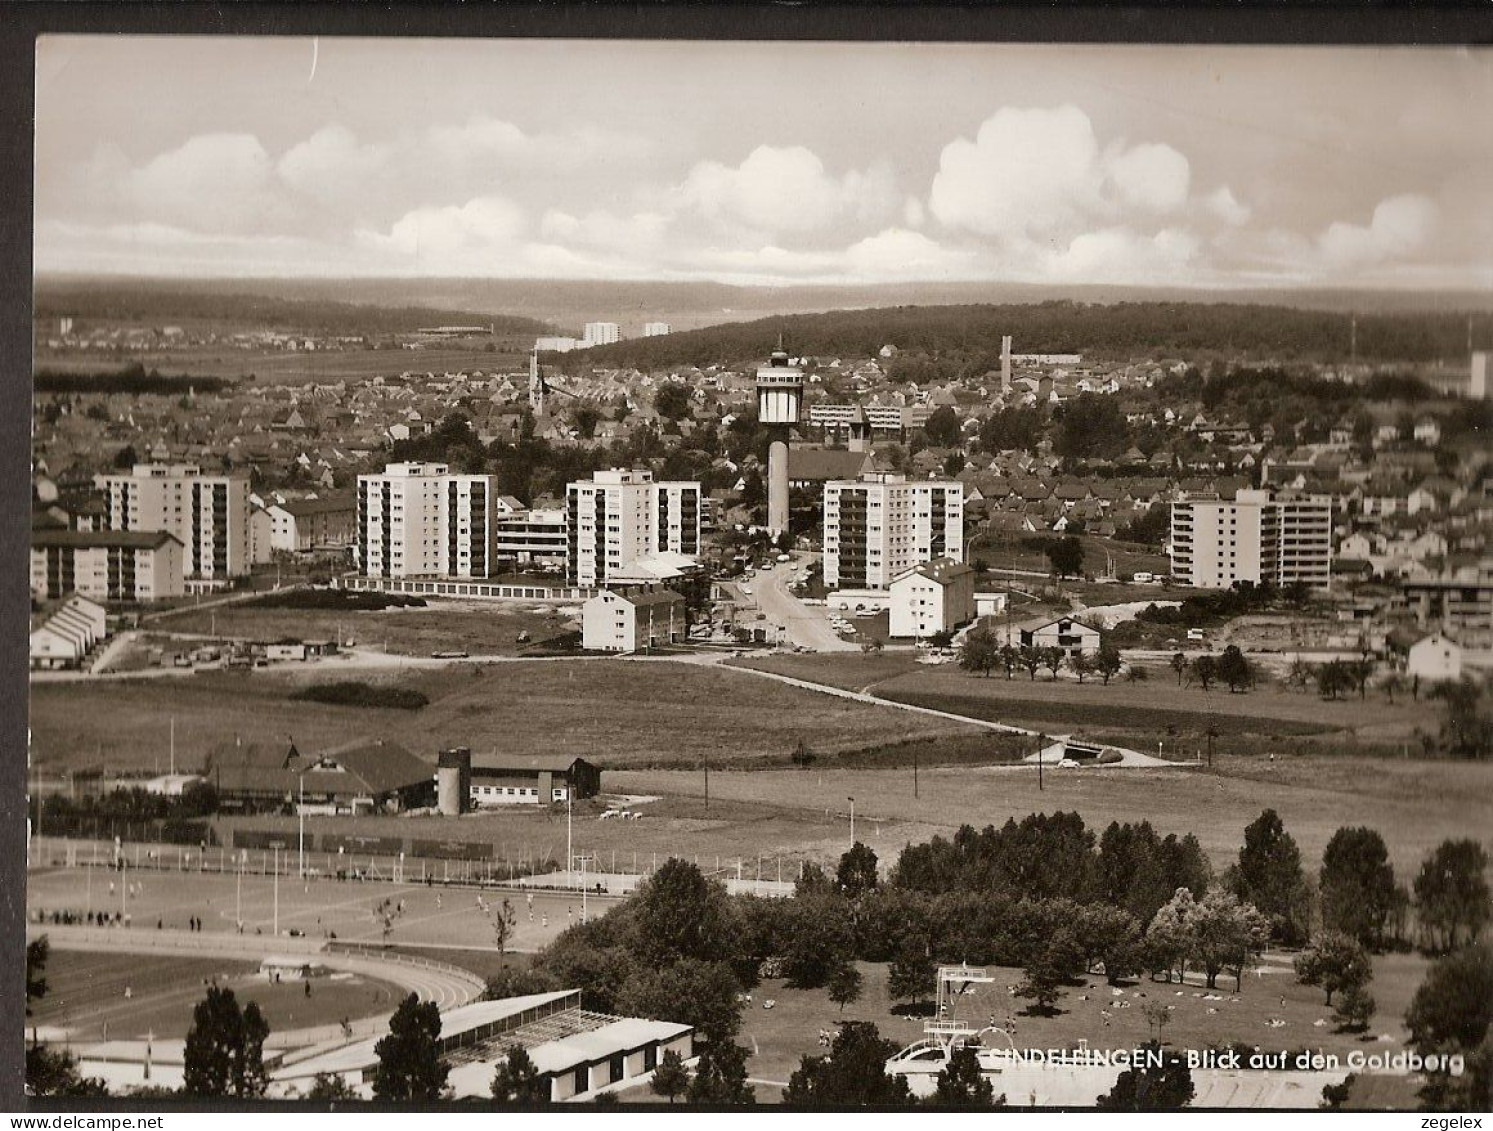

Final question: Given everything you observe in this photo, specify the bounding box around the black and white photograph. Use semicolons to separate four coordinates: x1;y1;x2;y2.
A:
14;22;1493;1114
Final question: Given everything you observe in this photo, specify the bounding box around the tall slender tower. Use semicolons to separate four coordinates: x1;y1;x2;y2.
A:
756;340;803;537
1000;334;1012;392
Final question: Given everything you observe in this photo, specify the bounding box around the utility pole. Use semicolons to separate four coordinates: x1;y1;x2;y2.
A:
703;753;709;813
566;792;574;889
273;846;280;937
1037;733;1047;792
913;745;919;799
169;717;175;777
848;797;856;846
297;772;306;878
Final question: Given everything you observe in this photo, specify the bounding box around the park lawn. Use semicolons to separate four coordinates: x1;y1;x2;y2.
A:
738;953;1429;1104
147;600;580;658
28;659;972;776
734;653;925;692
29;949;402;1041
869;666;1432;742
610;757;1493;878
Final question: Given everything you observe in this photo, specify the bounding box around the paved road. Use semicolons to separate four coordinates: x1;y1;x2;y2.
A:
752;555;858;653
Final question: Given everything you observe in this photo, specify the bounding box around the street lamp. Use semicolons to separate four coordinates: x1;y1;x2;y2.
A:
848;797;855;846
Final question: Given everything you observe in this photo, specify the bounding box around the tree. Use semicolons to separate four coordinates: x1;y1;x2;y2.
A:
958;626;999;677
1320;826;1397;949
1334;984;1376;1033
1294;934;1372;1005
1146;888;1198;983
614;958;744;1047
372;993;448;1101
1190;655;1218;692
491;1044;549;1104
654;383;691;421
1189;890;1270;991
1414;839;1492;954
1380;671;1406;705
1216;645;1256;693
1287;657;1316;693
837;842;879;899
1095;643;1124;686
481;896;518;957
1230;809;1311;946
795;862;835;898
1431;678;1493;760
1070;652;1096;684
1317;660;1355;701
1016;934;1076;1015
1018;644;1042;681
1405;943;1493;1111
1097;1045;1194;1111
648;1048;689;1104
780;895;856;987
1045;536;1085;579
998;643;1018;679
929;1044;996;1107
183;987;270;1098
888;944;938;1013
26;937;49;1016
783;1021;913;1106
25;1047;109;1097
1041;646;1065;681
1171;652;1188;686
687;1040;755;1104
307;1072;360;1101
828;962;864;1014
923;405;961;447
633;858;732;964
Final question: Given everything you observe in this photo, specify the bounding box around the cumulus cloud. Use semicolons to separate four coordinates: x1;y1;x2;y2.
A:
1205;185;1251;227
357;195;527;263
1104;142;1191;214
278;124;388;206
1042;226;1200;283
676;145;898;235
123;133;280;232
539;208;669;252
1318;193;1437;267
842;228;975;281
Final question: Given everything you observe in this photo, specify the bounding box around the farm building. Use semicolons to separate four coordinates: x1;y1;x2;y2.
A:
1020;616;1103;658
1407;633;1463;682
464;753;601;808
582;588;686;653
888;557;976;639
207;738;435;814
272;989;694;1102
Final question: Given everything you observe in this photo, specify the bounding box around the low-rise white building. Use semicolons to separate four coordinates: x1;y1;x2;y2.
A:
31;530;185;602
888;557;976;639
29;594;108;670
582;588;686;653
1407;634;1462;682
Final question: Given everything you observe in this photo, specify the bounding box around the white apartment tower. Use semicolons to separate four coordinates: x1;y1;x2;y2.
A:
565;469;701;586
822;473;965;590
357;462;498;579
582;322;621;347
642;322;672;337
1170;488;1332;591
93;463;251;580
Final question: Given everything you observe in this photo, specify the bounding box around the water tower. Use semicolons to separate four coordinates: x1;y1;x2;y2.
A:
756;339;803;537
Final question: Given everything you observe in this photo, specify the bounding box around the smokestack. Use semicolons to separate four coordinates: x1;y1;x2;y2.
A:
1001;335;1012;393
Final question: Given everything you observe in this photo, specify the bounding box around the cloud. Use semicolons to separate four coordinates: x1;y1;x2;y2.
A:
1318;193;1437;267
539;208;669;253
1205;185;1251;227
278;124;388;207
356;195;527;264
1104;142;1191;214
123;133;280;232
842;229;975;281
1041;226;1200;283
676;145;897;235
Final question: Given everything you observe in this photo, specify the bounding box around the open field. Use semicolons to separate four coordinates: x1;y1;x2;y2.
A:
869;665;1435;746
143;600;581;659
737;953;1431;1102
26;949;403;1043
28;659;976;775
609;756;1493;878
966;533;1170;579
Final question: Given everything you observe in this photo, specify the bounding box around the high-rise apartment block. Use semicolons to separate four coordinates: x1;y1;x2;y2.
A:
93;463;251;581
642;322;671;337
822;473;964;591
357;463;498;579
1169;488;1332;591
582;322;620;347
565;469;701;587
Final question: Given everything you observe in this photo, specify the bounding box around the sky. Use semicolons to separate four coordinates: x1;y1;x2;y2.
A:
32;37;1493;289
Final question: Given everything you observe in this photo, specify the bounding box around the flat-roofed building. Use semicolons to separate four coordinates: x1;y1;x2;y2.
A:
492;507;568;567
266;494;356;553
93;463;250;581
823;472;963;591
565;469;700;587
357;462;498;579
1402;560;1493;655
1169;488;1332;591
30;529;184;602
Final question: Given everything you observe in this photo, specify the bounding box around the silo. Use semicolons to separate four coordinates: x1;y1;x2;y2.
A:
436;747;471;816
